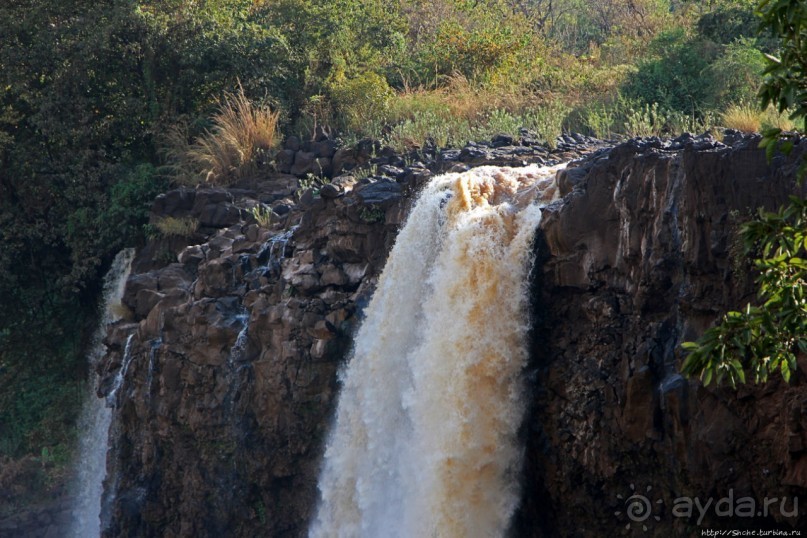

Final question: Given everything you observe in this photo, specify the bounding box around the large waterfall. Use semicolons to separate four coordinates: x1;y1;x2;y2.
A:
311;164;562;538
69;249;135;538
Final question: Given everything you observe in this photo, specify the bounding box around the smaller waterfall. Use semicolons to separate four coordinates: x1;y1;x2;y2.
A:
258;225;298;275
229;313;250;366
105;334;135;408
69;249;134;538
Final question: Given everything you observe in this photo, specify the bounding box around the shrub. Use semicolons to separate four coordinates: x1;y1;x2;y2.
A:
385;110;474;151
579;102;618;139
574;93;717;139
624;102;666;137
329;71;394;134
522;101;572;147
696;6;760;45
482;109;522;139
403;4;534;85
623;30;718;114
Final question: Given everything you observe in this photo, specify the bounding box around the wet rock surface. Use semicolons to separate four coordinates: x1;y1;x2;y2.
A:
81;133;807;537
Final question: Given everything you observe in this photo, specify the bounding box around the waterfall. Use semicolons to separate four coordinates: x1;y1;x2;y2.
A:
310;164;563;538
69;249;135;538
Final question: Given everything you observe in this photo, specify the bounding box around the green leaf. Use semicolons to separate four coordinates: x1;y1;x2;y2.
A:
781;360;792;382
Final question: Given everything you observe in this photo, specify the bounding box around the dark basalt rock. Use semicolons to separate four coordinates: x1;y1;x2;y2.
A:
517;134;807;536
77;133;807;538
355;178;402;206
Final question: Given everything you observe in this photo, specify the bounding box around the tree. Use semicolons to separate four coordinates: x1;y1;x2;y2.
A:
680;0;807;387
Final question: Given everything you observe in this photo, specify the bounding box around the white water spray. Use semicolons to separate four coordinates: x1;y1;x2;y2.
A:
311;164;562;538
69;249;134;538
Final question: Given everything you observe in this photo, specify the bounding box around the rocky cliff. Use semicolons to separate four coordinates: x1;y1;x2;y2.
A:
519;133;807;536
96;133;805;537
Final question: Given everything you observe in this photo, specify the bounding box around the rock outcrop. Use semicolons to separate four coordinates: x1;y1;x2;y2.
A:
519;133;807;536
95;133;806;537
98;181;402;537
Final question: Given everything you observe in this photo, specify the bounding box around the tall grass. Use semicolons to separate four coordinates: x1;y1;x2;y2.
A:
166;85;282;185
571;93;718;139
722;104;762;133
153;216;199;237
720;104;796;134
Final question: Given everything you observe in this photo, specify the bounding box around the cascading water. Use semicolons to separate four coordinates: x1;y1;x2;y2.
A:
311;164;563;538
69;249;135;538
258;225;297;268
105;334;135;408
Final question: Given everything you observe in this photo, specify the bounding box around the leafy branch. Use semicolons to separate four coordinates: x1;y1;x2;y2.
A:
681;196;807;387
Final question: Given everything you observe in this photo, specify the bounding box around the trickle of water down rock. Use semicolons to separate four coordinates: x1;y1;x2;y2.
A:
69;249;135;538
311;164;564;538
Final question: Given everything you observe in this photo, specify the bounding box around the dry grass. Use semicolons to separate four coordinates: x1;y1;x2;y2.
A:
762;107;796;131
170;84;281;185
721;104;797;134
378;73;572;150
722;104;762;133
386;73;534;125
154;216;199;237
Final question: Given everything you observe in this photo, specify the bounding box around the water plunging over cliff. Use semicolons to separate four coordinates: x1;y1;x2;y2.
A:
69;249;134;538
310;164;562;538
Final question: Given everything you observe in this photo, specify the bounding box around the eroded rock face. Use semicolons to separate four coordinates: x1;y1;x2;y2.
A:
98;186;416;536
97;134;806;537
518;134;807;536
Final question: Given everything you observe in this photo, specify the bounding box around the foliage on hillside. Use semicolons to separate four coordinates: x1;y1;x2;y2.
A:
0;0;787;462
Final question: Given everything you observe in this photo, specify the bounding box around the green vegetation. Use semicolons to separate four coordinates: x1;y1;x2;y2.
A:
0;0;794;466
359;207;386;224
250;205;273;229
681;0;807;388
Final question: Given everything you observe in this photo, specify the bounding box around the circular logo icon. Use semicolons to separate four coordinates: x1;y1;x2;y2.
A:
615;484;663;532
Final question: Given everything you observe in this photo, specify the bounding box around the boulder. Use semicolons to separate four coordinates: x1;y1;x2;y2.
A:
356;179;402;206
